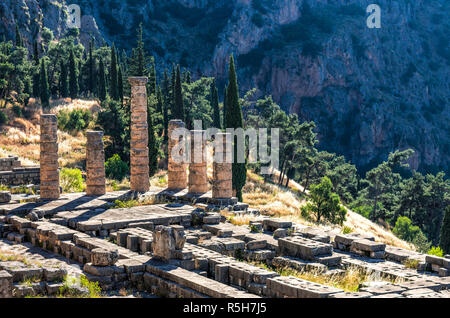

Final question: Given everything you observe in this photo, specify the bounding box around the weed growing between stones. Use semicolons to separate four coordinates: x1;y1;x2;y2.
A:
57;275;102;298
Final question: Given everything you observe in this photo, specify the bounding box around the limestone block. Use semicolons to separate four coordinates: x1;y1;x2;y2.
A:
91;248;119;266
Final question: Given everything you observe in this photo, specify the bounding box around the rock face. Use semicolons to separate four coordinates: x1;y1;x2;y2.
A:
2;0;449;174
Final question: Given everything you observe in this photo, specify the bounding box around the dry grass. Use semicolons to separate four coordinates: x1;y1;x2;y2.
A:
221;210;258;226
106;178;130;192
150;171;168;188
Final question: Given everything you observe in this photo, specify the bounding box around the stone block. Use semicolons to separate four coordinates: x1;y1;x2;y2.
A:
91;248;119;266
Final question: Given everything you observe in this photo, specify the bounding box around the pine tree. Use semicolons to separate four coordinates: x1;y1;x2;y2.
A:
156;86;164;136
78;59;84;97
110;43;118;100
162;69;170;147
147;106;159;177
173;65;184;121
39;59;50;107
225;55;246;201
118;65;124;102
68;49;78;99
440;206;450;254
129;23;148;76
149;59;156;95
210;79;221;129
88;38;95;96
98;57;107;101
59;60;68;98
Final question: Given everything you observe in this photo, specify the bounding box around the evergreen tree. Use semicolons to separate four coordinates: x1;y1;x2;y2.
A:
223;84;227;128
147;106;159;176
118;65;124;102
88;38;95;96
78;59;84;97
98;57;107;101
149;59;156;95
173;65;184;121
210;79;221;129
225;55;246;201
301;176;347;225
68;49;78;99
156;86;164;136
33;41;39;64
15;24;22;47
440;206;450;254
110;43;118;100
129;23;148;77
39;59;50;107
59;60;68;98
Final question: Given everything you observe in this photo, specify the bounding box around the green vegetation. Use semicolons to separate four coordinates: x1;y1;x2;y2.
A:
427;246;444;257
60;168;84;193
105;154;129;181
440;206;450;254
57;108;93;133
301;177;347;225
0;110;8;124
58;275;102;298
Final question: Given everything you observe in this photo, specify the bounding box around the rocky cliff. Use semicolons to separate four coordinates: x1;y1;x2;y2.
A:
1;0;448;174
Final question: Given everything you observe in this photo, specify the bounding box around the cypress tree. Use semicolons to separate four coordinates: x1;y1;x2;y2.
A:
162;70;170;146
15;24;22;47
173;65;184;121
118;65;124;102
98;57;107;101
39;59;50;107
59;60;68;98
225;55;246;201
88;38;95;96
147;106;159;177
33;41;39;65
149;59;156;95
440;206;450;254
69;49;78;99
110;43;118;100
78;60;84;97
223;84;227;129
211;79;221;129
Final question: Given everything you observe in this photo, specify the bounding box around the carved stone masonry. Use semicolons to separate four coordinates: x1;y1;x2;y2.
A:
86;131;106;196
129;77;150;192
40;114;60;199
188;130;208;194
212;132;232;199
168;119;187;190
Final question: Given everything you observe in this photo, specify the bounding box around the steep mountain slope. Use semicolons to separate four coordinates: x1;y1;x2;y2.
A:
1;0;449;174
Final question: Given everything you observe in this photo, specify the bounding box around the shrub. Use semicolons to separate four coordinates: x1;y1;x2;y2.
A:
57;109;93;133
105;154;129;181
12;105;23;117
0;110;8;124
342;226;353;234
60;168;84;193
393;216;431;253
427;246;444;257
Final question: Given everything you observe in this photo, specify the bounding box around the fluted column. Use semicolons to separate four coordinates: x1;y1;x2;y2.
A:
40;114;60;199
188;130;208;194
212;132;232;199
128;77;150;192
86;131;106;196
168;119;187;190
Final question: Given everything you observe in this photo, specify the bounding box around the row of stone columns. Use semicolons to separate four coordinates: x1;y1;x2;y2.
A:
39;76;233;200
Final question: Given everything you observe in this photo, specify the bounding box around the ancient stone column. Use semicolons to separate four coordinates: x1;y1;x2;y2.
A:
40;114;60;199
212;133;233;199
86;131;106;196
128;77;150;192
188;130;208;194
168;119;187;190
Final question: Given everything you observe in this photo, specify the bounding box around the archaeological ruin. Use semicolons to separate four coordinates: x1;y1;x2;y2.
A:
0;76;449;299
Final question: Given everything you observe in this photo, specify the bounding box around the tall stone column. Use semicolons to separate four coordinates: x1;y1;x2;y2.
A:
188;130;208;194
212;133;232;199
128;77;150;192
86;131;106;196
40;114;60;199
168;119;187;190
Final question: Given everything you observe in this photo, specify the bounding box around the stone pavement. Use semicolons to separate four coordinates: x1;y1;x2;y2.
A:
0;190;449;298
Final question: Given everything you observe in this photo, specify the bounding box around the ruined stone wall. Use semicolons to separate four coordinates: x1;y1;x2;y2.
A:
0;157;20;171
